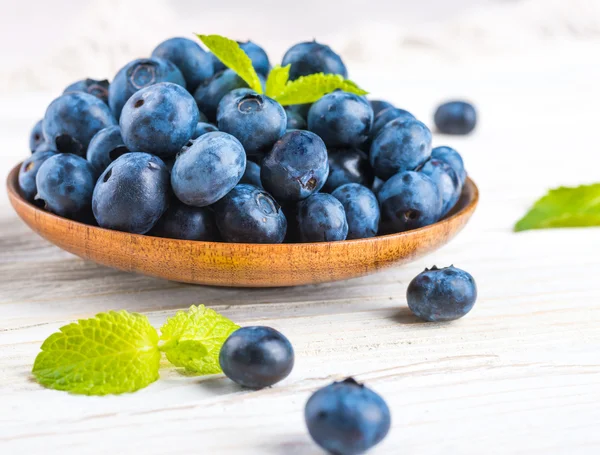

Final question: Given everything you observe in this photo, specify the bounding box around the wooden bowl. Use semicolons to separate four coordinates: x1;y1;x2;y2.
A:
7;164;478;287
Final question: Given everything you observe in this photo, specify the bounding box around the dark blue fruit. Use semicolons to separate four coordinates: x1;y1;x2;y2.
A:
35;154;96;219
151;37;214;92
261;130;329;202
109;57;186;120
214;184;287;243
419;159;462;217
378;171;442;233
322;148;374;193
332;184;380;239
43;92;116;157
370;100;394;116
240;161;262;188
171;132;246;207
285;103;311;119
193;69;250;122
150;201;220;241
431;146;466;185
238;41;270;75
19;150;56;201
191;122;218;139
219;326;294;389
286;110;307;130
434;100;477;135
370;118;432;180
282;41;347;80
308;91;373;148
86;126;129;173
33;141;58;154
120;82;199;159
296;193;348;242
93;153;170;234
370;107;415;140
209;53;226;74
217;88;255;122
64;78;110;104
407;265;477;321
305;377;391;455
29;119;44;152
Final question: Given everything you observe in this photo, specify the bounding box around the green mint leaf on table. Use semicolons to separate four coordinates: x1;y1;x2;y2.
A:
515;183;600;232
159;305;239;374
272;73;368;106
265;64;291;98
197;34;263;94
32;311;160;395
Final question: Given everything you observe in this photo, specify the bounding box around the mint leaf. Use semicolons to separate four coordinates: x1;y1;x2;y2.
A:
32;311;160;395
273;73;368;106
265;65;291;98
197;34;263;94
160;305;239;374
515;183;600;231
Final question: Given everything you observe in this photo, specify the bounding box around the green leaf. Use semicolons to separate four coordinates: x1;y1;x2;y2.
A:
265;64;291;98
160;305;239;375
273;73;368;106
515;183;600;231
197;34;263;93
32;311;160;395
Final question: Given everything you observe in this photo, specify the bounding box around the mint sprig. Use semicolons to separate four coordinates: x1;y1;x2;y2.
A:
270;73;368;106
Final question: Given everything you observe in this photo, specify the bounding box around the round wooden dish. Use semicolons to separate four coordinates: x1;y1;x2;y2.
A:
7;164;478;287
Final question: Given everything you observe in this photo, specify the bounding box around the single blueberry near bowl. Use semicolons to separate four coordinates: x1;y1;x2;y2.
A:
43;92;117;157
29;119;44;153
407;265;477;321
370;118;432;180
370;99;395;116
305;377;391;455
261;130;329;202
191;122;218;139
419;159;462;217
194;69;253;122
93;152;170;234
377;171;442;234
86;126;129;173
150;201;220;241
151;37;214;92
323;148;374;193
109;57;186;120
35;153;96;219
282;41;347;80
120;82;199;159
370;107;415;140
434;100;477;135
171;132;246;207
19;150;56;201
286;110;307;130
219;326;294;389
308;91;373;148
238;41;271;76
431;146;467;185
64;78;110;104
240;161;263;188
332;184;380;239
214;184;287;243
296;193;348;242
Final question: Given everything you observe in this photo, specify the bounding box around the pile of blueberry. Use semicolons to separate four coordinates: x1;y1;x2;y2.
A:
20;36;473;244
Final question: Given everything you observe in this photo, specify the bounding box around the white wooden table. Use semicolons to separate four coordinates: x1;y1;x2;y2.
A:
1;52;599;454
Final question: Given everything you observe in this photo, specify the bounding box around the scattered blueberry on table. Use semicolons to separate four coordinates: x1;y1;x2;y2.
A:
434;100;477;135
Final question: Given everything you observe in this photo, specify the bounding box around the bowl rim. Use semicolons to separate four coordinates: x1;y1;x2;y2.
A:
7;162;479;249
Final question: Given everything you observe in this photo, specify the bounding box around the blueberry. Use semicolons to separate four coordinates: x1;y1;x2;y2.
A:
35;154;96;219
64;78;110;104
296;193;348;242
86;126;129;173
370;99;394;117
214;184;287;243
261;130;329;202
219;326;294;389
419;159;462;217
18;150;56;201
377;171;442;233
370;107;415;140
150;201;220;241
151;37;214;92
209;53;226;74
191;122;218;139
434;100;477;135
407;265;477;321
171;132;246;207
108;57;186;120
238;41;271;75
198;110;209;123
286;111;307;130
322;148;374;193
216;88;255;122
93;153;170;234
29;119;44;152
371;177;384;195
240;161;262;188
285;103;312;119
332;184;379;239
305;377;391;455
43;92;116;157
370;118;432;180
431;146;467;185
34;141;58;154
282;41;347;80
308;91;373;148
120;82;199;159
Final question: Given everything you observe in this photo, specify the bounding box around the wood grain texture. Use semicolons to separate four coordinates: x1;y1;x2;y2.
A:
6;164;478;287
